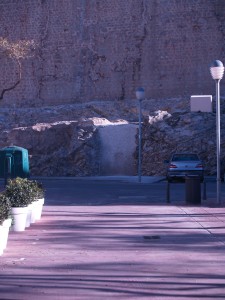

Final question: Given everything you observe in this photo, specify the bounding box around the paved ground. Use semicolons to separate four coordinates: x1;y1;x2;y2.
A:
1;177;225;299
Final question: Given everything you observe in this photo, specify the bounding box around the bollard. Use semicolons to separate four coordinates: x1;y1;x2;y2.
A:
203;180;207;200
166;180;170;203
185;176;201;205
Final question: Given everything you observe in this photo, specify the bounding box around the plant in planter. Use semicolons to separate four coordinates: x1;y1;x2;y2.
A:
28;180;45;222
22;179;39;227
30;180;45;200
5;177;34;231
0;193;12;253
0;193;11;223
5;178;34;208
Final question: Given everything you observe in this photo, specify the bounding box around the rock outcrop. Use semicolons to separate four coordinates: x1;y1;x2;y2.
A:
0;97;224;177
141;110;224;176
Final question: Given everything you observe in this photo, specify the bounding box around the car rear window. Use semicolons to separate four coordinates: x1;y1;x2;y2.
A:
172;154;199;161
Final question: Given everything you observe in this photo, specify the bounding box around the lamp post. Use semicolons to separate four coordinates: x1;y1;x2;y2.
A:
136;87;145;183
210;60;224;204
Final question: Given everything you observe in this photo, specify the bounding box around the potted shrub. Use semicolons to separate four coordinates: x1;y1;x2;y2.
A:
0;193;12;253
29;180;45;222
5;178;33;231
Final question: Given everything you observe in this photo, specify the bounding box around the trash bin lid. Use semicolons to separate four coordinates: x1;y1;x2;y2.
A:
0;146;28;153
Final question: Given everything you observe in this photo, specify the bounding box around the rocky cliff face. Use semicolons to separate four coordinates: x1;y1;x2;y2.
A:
0;97;224;177
0;0;224;176
6;121;99;176
0;0;224;107
141;110;225;176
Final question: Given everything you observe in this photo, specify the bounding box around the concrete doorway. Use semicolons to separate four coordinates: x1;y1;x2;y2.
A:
98;124;137;175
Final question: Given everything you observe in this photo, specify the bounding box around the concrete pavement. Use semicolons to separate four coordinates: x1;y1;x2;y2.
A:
1;177;225;299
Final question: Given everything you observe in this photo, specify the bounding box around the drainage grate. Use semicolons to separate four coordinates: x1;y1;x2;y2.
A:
143;235;161;240
118;196;147;199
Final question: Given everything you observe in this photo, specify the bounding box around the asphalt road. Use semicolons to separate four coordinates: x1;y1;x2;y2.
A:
39;177;225;206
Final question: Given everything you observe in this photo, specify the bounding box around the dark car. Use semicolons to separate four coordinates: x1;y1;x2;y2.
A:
165;153;204;182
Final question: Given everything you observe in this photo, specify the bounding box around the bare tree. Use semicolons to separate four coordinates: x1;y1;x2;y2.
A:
0;38;37;100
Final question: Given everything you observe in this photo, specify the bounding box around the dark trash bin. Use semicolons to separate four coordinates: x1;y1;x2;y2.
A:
185;175;201;205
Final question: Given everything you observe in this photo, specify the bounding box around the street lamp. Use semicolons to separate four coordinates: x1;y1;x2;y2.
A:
210;60;224;204
136;87;145;183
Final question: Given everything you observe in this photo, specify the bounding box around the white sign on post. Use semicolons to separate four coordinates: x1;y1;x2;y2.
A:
190;95;212;112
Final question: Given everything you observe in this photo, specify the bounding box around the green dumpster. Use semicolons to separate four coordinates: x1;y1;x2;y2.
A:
0;146;30;180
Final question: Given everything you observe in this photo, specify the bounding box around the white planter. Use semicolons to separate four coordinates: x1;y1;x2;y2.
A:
30;201;38;224
11;207;28;232
35;198;45;220
0;225;4;255
26;204;33;228
2;218;12;250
